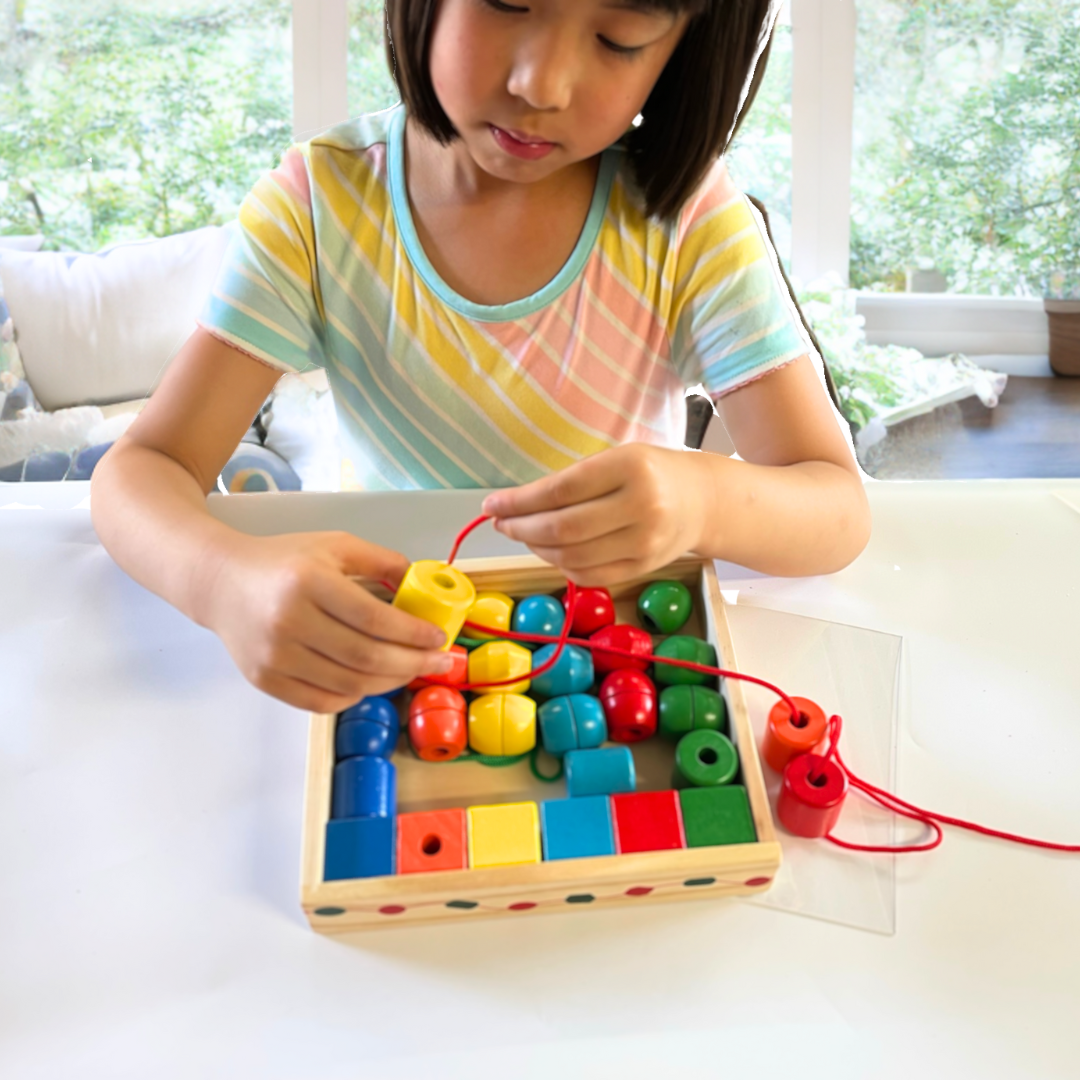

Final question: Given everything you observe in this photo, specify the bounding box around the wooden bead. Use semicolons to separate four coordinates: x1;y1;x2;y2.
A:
673;729;739;787
408;686;467;761
777;754;847;838
512;594;565;648
397;809;468;874
562;586;615;636
391;560;476;649
679;786;757;847
324;815;395;880
658;685;727;739
637;579;693;634
465;591;515;641
611;790;686;853
335;697;400;759
762;696;828;773
467;640;532;694
530;643;593;697
541;796;616;860
589;623;652;674
538;693;606;756
564;746;636;797
599;669;657;742
332;755;396;819
652;635;717;686
468;693;537;756
467;802;541;868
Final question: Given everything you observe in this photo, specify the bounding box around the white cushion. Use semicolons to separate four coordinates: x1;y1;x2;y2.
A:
0;236;45;253
0;223;235;410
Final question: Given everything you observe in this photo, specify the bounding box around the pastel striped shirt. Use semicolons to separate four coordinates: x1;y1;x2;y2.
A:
199;105;810;491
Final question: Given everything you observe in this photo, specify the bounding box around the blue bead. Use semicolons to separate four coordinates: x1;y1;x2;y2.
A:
332;756;396;819
538;694;607;756
541;796;616;859
336;718;398;759
565;746;636;797
324;816;395;880
530;644;594;698
512;594;565;649
338;696;399;728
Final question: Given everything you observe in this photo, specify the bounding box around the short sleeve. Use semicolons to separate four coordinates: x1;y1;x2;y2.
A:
198;146;327;374
669;164;811;399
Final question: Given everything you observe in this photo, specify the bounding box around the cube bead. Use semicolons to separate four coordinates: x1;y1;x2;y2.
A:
541;796;616;860
611;790;686;853
467;802;541;868
324;815;395;880
679;786;757;847
397;809;468;873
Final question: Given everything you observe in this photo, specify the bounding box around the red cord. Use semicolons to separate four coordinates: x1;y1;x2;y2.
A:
410;512;1080;856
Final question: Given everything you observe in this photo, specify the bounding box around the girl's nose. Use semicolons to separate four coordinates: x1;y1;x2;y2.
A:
506;28;579;112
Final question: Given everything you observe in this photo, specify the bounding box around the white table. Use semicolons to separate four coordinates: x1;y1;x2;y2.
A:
2;479;1078;1080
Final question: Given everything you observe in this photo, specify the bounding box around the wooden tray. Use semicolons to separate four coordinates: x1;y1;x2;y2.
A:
300;554;781;932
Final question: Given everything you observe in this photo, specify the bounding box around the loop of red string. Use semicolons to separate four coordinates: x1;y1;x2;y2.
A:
416;512;1080;857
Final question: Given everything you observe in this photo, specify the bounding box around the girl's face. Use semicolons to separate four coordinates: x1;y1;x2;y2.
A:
427;0;692;184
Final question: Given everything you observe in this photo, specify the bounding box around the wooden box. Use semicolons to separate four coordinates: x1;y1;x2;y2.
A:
300;554;781;932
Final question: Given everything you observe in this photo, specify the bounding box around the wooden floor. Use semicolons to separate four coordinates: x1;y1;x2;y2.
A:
859;376;1080;480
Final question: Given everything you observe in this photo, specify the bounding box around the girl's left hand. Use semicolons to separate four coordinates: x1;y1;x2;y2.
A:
481;444;708;588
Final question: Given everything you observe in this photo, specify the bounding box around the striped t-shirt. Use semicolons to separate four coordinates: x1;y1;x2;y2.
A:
199;105;810;491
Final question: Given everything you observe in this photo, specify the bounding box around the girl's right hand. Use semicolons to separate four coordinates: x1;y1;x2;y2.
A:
197;530;454;713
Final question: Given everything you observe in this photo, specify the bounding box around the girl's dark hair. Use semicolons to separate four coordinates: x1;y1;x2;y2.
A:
384;0;776;219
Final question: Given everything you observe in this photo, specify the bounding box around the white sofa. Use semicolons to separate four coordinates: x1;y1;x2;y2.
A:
0;226;339;489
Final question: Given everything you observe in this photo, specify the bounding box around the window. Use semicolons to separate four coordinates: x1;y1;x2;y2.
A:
0;0;293;252
725;2;793;269
347;0;399;117
850;0;1080;296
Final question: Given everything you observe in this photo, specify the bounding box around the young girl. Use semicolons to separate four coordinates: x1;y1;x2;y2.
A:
91;0;870;714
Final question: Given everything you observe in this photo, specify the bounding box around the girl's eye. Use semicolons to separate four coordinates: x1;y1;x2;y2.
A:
599;37;644;58
481;0;528;11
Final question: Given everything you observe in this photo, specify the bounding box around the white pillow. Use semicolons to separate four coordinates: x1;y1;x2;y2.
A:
263;371;341;492
0;236;45;253
0;223;235;411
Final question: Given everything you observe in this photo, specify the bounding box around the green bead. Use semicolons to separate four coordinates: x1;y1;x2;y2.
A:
454;635;489;651
658;685;728;739
673;729;739;788
637;580;693;634
653;635;717;686
679;786;757;847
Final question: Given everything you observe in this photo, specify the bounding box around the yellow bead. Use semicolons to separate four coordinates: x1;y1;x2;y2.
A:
468;693;537;756
467;802;541;868
466;591;516;641
391;561;476;650
467;640;532;694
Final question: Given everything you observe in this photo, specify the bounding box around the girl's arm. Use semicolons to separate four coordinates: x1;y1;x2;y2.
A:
480;354;871;583
91;327;453;711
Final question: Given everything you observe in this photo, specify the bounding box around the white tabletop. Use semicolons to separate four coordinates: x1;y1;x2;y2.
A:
2;479;1078;1080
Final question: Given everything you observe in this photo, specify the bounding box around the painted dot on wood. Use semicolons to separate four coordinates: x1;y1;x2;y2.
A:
379;905;406;916
684;877;716;887
446;899;479;910
566;894;595;904
745;877;772;887
509;902;537;911
314;906;346;917
625;886;653;897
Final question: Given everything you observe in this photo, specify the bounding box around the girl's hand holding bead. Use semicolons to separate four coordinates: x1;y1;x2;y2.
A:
482;444;708;589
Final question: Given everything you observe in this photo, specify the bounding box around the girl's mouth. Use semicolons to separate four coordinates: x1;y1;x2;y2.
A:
489;125;557;160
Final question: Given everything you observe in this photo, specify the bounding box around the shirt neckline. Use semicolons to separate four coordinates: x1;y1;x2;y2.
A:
388;105;619;323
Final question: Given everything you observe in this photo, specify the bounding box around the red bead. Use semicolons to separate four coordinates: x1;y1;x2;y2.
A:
599;669;658;742
590;624;652;674
777;754;848;838
762;696;828;773
408;686;467;761
611;790;686;853
563;587;616;636
407;644;468;691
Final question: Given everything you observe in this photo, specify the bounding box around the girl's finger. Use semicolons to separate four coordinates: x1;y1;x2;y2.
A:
482;452;624;520
310;571;448;650
259;668;394;716
495;491;633;547
526;524;644;573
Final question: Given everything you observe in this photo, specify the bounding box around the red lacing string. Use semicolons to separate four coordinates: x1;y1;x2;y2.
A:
420;513;1080;856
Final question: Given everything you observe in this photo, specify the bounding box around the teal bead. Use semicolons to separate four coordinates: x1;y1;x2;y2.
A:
637;579;693;634
531;643;594;697
512;594;565;649
673;729;739;788
538;694;607;756
658;685;728;739
653;635;717;686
